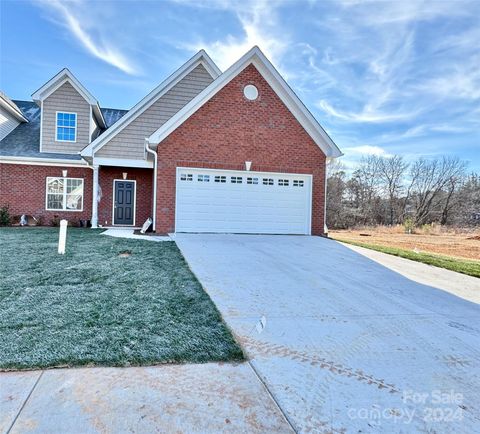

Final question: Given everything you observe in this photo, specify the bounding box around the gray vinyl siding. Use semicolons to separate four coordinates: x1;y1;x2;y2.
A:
97;64;214;160
41;82;91;154
0;107;20;140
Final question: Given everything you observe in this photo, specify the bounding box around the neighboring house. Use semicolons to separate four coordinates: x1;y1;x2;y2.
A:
0;47;342;235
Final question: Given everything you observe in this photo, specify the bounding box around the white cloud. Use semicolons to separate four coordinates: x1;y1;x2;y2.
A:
36;0;139;75
338;0;471;25
417;63;480;101
343;145;393;157
318;100;417;123
177;0;288;70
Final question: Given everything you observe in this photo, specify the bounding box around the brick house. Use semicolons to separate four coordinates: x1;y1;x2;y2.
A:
0;47;342;235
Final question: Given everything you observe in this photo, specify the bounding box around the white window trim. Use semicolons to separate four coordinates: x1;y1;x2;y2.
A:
45;177;84;212
112;179;137;226
55;111;77;143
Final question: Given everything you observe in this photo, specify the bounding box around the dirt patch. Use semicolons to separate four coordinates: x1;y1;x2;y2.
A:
118;250;132;258
330;228;480;261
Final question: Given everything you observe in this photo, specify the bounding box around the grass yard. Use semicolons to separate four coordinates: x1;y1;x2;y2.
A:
330;229;480;278
0;228;244;370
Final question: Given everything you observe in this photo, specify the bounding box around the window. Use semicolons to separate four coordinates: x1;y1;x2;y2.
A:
56;112;77;142
231;176;242;184
278;179;289;186
46;177;84;211
198;174;210;182
247;177;259;185
214;175;226;183
263;178;274;185
293;180;304;187
180;174;193;181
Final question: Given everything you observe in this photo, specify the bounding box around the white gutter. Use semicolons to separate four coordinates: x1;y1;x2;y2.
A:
145;139;157;231
0;155;89;166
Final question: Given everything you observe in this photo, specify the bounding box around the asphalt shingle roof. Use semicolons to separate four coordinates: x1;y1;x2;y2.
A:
101;107;129;128
0;101;128;159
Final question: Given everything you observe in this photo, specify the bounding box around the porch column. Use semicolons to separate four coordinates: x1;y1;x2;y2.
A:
91;165;99;228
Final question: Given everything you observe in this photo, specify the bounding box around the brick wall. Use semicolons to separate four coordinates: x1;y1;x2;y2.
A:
98;167;153;227
154;64;327;235
0;164;154;227
0;163;92;225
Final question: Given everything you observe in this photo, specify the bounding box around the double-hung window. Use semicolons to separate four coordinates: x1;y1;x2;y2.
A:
56;112;77;142
46;177;84;211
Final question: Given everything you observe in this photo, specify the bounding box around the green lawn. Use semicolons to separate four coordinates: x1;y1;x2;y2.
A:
334;238;480;279
0;228;243;370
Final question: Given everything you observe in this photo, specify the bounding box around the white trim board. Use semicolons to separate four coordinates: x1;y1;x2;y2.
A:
0;156;89;167
148;46;342;159
93;157;154;169
0;95;28;122
112;179;137;226
39;100;44;152
80;50;221;158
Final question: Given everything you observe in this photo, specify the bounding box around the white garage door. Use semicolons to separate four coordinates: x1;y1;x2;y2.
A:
175;168;312;234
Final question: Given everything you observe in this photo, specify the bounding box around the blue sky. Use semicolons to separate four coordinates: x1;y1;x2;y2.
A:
1;0;479;170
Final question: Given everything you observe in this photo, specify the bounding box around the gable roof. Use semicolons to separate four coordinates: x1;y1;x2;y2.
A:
147;46;342;158
0;92;28;122
31;68;106;129
80;50;221;158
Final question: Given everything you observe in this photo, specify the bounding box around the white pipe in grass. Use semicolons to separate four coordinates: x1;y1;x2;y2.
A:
58;220;68;254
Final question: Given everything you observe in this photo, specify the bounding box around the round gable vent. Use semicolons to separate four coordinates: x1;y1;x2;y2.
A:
243;84;258;101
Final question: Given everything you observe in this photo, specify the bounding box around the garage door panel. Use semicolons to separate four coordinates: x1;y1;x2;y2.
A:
176;168;312;234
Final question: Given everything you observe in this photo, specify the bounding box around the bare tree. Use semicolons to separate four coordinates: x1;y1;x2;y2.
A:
326;160;348;228
440;175;463;225
325;154;474;230
378;155;408;225
408;156;467;225
347;156;382;225
450;173;480;226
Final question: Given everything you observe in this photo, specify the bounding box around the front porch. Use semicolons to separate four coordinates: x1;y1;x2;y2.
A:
91;166;154;230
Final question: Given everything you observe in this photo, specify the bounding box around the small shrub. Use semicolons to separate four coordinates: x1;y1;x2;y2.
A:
35;215;45;226
421;223;432;235
403;217;415;234
0;205;12;226
50;215;60;226
420;222;442;235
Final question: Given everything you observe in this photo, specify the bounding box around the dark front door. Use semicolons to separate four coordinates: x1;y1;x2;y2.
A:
114;180;135;225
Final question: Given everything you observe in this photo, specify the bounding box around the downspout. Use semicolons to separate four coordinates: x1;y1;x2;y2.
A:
145;138;157;232
324;157;329;237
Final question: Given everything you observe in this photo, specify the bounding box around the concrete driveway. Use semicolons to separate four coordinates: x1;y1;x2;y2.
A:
174;234;480;433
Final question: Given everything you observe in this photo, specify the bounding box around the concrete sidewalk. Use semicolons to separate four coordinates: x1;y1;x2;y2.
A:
101;228;171;242
1;363;293;434
340;241;480;303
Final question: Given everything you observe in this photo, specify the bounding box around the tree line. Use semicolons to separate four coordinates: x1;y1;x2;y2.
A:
326;155;480;229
